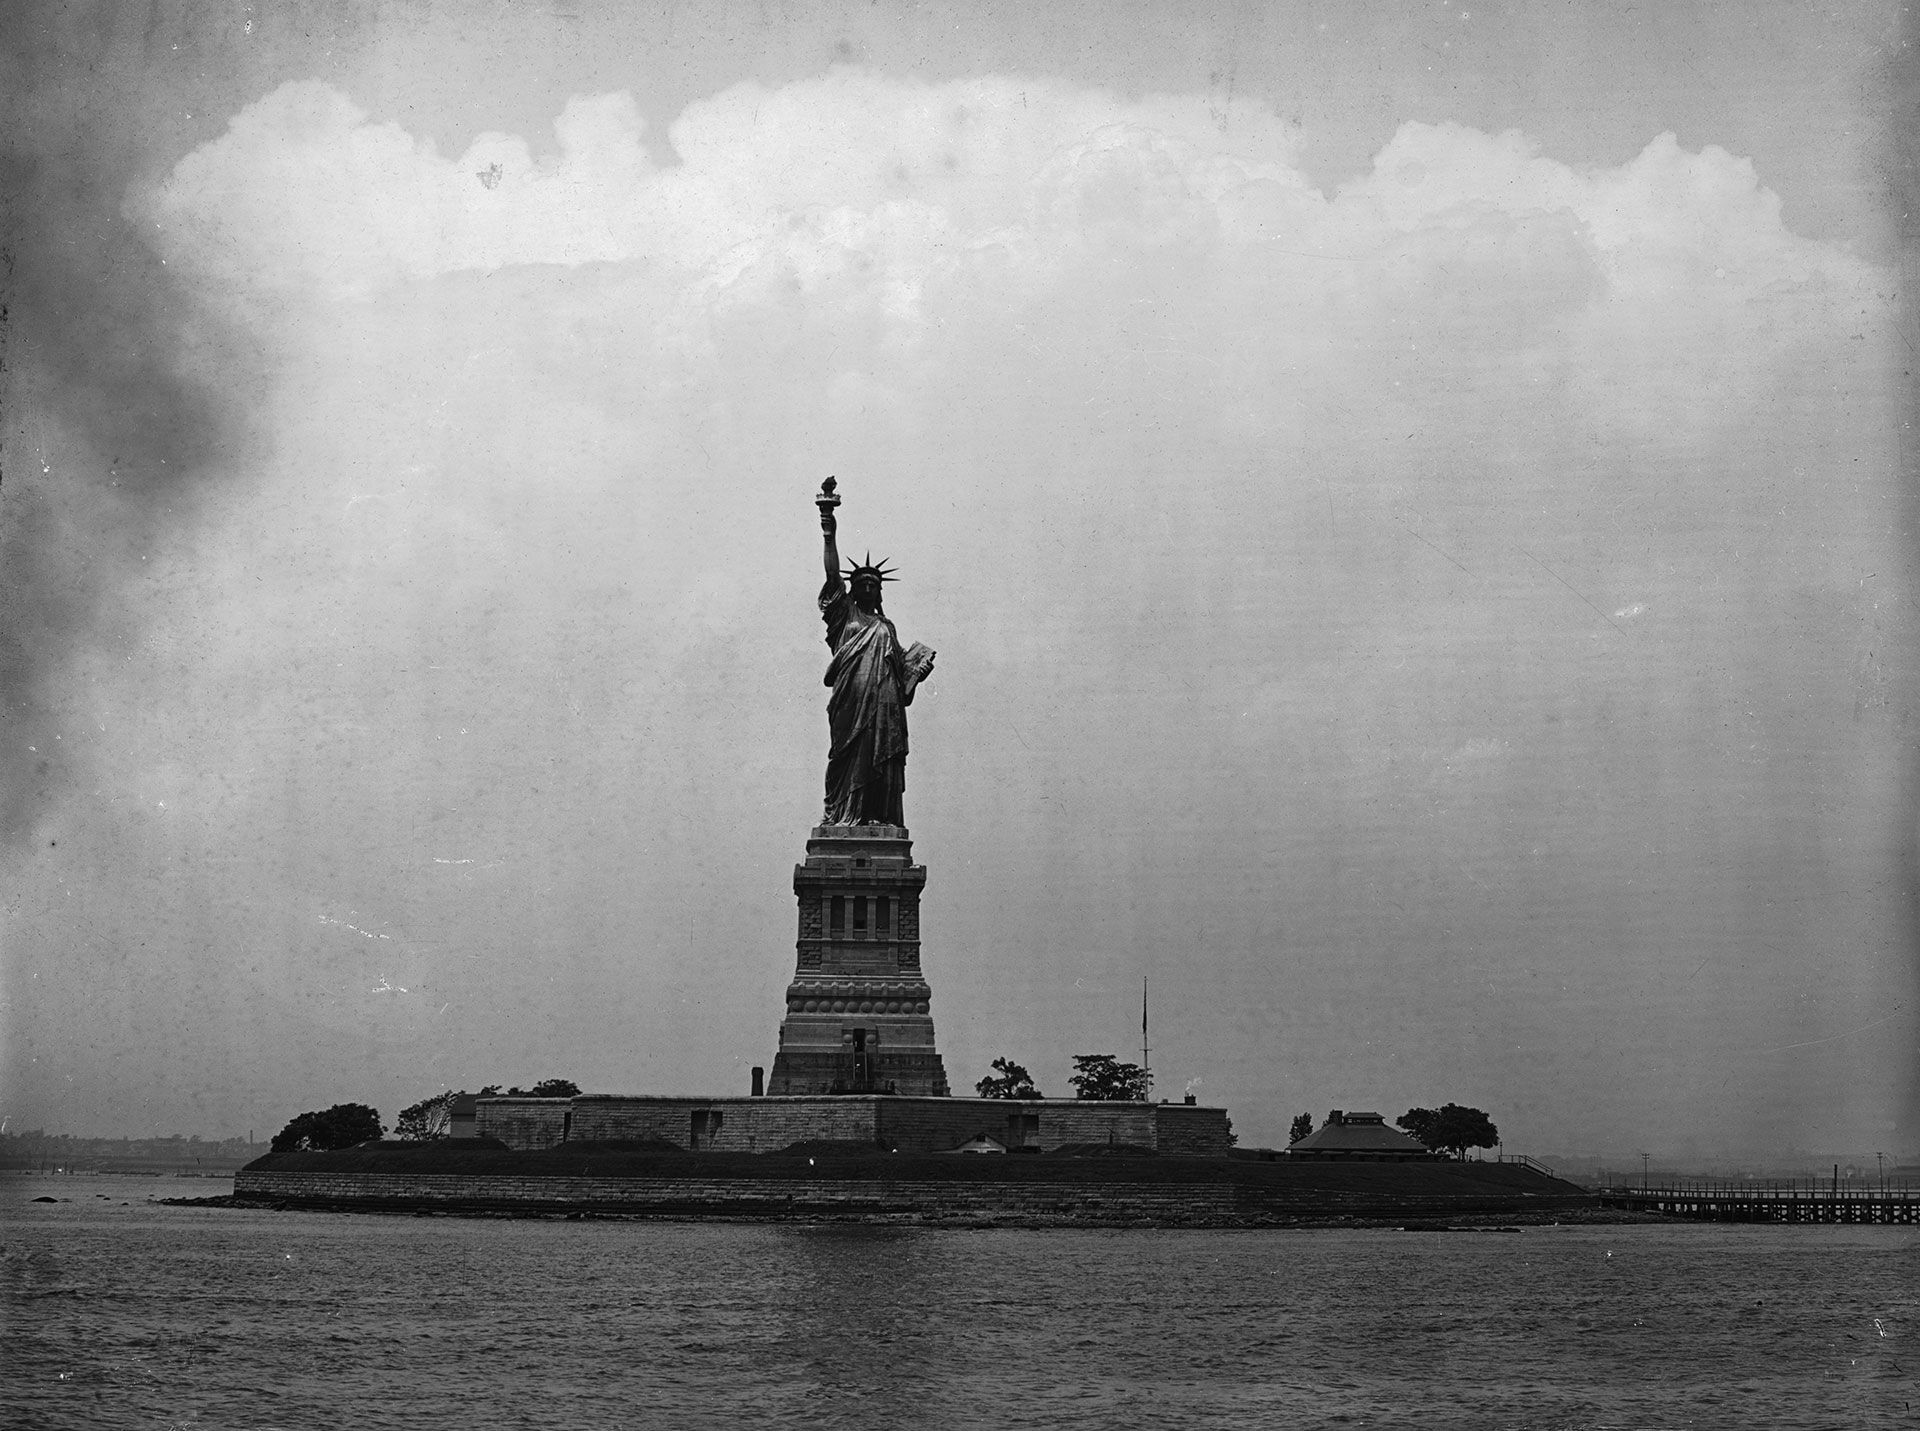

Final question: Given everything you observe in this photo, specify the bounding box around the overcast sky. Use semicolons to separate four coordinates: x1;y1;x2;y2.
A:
3;1;1914;1159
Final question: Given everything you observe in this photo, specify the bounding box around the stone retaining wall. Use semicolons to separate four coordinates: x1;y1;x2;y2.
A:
478;1099;572;1150
483;1094;1233;1156
1142;1103;1229;1156
232;1169;1565;1225
567;1096;876;1152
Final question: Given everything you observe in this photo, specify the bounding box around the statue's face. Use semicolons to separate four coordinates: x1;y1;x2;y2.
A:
851;576;882;611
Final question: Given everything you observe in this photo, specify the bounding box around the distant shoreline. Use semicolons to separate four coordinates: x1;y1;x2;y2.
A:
4;1166;245;1177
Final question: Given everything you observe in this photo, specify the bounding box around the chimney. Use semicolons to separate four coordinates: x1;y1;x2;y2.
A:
751;1066;765;1097
1183;1093;1196;1105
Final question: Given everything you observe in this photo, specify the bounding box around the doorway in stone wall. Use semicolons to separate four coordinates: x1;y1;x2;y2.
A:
851;1029;873;1091
690;1109;722;1150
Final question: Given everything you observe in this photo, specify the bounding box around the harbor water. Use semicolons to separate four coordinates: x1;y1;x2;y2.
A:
4;1173;1914;1429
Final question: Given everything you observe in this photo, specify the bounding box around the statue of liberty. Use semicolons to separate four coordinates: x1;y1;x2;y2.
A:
815;478;936;827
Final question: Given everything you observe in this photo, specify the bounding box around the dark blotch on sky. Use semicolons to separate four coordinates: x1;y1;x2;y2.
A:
0;3;352;840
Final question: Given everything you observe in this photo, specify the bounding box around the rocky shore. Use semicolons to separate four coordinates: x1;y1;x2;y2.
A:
186;1143;1605;1228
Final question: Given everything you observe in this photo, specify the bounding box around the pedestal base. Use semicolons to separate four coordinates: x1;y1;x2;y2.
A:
768;825;949;1097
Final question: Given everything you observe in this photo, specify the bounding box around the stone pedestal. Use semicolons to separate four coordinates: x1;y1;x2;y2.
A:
768;825;950;1096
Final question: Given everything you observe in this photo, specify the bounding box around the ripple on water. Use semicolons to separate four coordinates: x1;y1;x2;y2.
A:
2;1175;1915;1430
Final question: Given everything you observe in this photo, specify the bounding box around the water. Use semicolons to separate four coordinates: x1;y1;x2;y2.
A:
4;1173;1915;1429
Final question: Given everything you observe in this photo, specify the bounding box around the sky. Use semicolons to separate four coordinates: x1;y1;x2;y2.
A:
2;0;1914;1161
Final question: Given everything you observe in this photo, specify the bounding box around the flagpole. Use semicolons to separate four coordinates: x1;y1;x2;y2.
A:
1142;976;1151;1099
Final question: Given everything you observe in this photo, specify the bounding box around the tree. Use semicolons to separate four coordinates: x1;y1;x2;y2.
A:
1397;1104;1500;1160
1288;1113;1314;1146
395;1092;456;1141
1397;1107;1441;1148
505;1079;580;1098
270;1103;383;1153
1068;1053;1151;1102
975;1058;1042;1099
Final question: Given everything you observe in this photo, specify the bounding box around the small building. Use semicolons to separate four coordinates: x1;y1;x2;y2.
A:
1287;1109;1444;1161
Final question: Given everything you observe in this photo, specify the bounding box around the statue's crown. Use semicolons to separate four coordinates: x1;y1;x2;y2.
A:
844;552;898;584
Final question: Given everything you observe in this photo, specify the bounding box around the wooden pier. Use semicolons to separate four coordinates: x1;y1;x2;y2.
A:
1596;1181;1919;1224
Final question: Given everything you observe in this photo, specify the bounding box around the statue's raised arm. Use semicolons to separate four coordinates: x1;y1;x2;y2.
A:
817;476;843;592
813;478;934;828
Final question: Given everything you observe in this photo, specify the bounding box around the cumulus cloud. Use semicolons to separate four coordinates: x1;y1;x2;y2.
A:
138;74;1868;342
139;75;1308;290
135;72;1881;492
143;84;653;293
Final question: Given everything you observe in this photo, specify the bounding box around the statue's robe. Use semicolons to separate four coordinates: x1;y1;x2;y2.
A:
820;577;912;826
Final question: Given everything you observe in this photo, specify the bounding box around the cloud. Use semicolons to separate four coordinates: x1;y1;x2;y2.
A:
138;84;651;296
137;74;1312;292
131;75;1882;499
137;76;1867;323
154;69;1883;529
